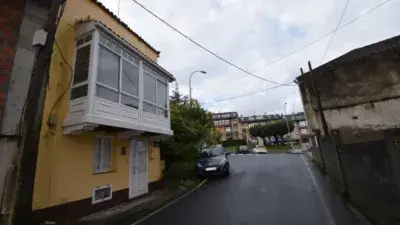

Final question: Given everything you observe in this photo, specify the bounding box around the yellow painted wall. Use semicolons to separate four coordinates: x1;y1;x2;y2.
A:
33;0;164;210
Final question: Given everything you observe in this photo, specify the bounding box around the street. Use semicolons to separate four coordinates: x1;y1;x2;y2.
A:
129;154;363;225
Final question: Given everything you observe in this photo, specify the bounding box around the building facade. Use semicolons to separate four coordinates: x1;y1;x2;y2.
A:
25;0;175;223
239;113;307;140
212;112;242;140
297;35;400;225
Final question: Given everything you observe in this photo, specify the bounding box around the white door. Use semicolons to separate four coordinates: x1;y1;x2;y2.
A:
129;140;148;199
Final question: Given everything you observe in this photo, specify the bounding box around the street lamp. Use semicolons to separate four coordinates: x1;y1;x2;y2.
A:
189;70;206;101
284;102;294;149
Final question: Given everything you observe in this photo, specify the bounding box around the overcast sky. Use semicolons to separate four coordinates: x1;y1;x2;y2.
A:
99;0;400;116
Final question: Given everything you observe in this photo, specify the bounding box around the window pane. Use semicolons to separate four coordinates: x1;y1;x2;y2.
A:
156;81;167;108
97;46;120;89
122;60;139;96
96;85;119;102
71;84;88;100
157;107;168;118
73;45;90;84
144;74;156;103
121;94;139;109
94;138;102;172
101;138;112;171
143;102;156;114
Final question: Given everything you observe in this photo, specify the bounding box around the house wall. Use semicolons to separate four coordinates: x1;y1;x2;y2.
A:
33;135;162;210
61;0;159;62
0;0;48;213
32;0;165;222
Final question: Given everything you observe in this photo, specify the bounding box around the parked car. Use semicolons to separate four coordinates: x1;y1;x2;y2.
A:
291;148;304;154
252;145;268;154
236;145;250;154
196;145;230;177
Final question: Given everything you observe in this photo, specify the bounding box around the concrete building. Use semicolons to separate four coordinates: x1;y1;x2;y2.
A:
296;35;400;225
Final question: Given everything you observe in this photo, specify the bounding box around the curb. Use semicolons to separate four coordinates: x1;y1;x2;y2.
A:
129;178;207;225
347;204;374;225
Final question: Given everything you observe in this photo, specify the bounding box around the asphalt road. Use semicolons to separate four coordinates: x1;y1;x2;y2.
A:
135;154;363;225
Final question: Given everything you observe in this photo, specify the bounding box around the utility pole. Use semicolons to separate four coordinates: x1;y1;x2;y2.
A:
300;65;326;174
307;61;329;136
6;0;63;224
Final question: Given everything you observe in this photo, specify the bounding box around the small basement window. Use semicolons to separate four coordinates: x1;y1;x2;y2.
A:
92;184;112;204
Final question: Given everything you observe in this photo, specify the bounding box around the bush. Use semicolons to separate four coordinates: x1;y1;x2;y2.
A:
163;161;196;180
222;139;247;147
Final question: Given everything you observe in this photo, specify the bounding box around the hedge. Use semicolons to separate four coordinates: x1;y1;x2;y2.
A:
222;139;247;147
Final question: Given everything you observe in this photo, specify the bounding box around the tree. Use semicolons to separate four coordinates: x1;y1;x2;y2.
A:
249;121;294;144
161;87;217;179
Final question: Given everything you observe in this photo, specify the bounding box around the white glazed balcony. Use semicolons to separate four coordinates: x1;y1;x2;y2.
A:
63;21;174;136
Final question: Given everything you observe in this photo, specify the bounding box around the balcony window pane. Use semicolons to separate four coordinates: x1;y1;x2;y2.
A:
157;107;167;118
73;45;90;84
143;102;156;114
97;46;119;89
144;74;156;103
71;84;88;100
156;80;167;108
121;94;138;109
122;60;139;96
96;85;118;102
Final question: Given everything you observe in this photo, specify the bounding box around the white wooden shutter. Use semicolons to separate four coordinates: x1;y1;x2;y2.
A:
94;137;102;172
102;137;112;171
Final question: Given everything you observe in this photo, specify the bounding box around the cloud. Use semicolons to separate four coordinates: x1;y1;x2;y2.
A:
100;0;400;115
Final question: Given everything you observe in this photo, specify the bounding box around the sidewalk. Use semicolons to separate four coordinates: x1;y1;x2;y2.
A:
76;187;187;225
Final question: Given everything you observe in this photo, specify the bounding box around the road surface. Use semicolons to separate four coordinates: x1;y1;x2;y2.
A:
134;154;363;225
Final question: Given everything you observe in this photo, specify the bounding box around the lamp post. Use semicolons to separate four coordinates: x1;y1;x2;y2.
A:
189;70;206;102
284;102;294;149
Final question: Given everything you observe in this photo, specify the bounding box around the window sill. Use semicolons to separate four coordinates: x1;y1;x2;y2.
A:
93;170;112;175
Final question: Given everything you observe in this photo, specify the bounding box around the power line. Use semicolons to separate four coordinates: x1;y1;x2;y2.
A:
200;0;393;106
130;0;293;86
320;0;350;65
249;0;394;74
202;82;295;105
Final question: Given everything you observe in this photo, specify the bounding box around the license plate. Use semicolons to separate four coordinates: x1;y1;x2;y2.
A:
205;167;217;171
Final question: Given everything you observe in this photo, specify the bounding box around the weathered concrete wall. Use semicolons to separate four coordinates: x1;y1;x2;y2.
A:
338;129;400;225
299;41;400;132
0;0;48;214
298;37;400;225
0;0;27;213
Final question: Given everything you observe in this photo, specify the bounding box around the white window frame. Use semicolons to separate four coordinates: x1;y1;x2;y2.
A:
95;37;141;108
92;184;112;204
70;33;93;100
94;136;112;174
143;64;168;117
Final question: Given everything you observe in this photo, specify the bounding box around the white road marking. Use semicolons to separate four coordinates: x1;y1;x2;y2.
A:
131;179;208;225
301;154;336;225
239;154;243;155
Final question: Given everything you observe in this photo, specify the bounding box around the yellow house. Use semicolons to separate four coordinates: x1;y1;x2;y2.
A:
32;0;175;222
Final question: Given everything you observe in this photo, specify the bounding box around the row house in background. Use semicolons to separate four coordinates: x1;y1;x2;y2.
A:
1;0;175;223
212;112;242;140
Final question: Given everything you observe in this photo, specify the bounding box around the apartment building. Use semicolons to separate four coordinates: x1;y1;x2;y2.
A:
212;112;242;140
